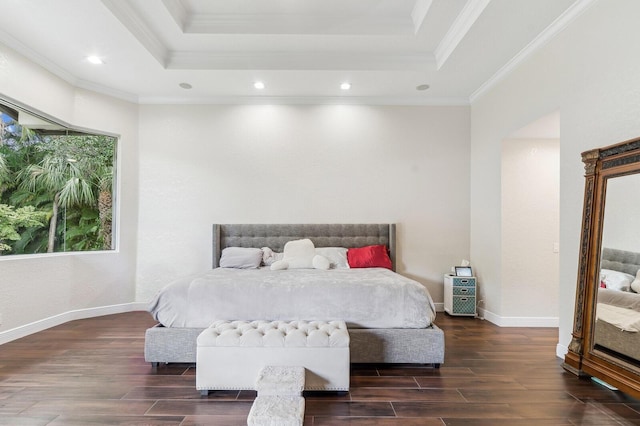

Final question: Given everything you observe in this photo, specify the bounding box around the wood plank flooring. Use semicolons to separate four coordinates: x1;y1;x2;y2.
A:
1;312;640;425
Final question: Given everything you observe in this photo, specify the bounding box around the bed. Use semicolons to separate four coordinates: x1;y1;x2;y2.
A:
144;223;444;366
595;247;640;362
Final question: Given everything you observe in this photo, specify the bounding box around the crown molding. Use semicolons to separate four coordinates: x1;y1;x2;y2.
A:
0;28;78;87
469;0;599;103
100;0;169;67
167;51;436;71
161;0;188;32
75;79;139;104
435;0;492;70
161;0;415;35
0;27;139;105
411;0;434;34
137;95;470;106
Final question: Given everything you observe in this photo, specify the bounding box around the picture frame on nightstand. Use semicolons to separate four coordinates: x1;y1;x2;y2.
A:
454;266;472;277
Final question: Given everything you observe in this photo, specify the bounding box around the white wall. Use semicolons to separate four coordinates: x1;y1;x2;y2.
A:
12;0;622;339
0;38;471;336
136;104;471;304
0;42;139;337
501;138;559;322
470;0;640;353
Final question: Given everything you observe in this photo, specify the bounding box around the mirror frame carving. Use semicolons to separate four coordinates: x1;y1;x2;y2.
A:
564;136;640;397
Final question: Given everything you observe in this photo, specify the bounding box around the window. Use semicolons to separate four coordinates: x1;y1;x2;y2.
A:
0;100;117;255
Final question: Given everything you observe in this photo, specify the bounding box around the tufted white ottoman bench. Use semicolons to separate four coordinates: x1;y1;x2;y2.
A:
196;320;350;394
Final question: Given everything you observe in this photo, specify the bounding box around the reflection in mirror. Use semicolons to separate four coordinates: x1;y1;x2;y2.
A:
596;174;640;365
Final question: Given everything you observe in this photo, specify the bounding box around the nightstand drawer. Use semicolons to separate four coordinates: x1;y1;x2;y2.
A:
452;277;475;287
453;286;476;296
453;296;476;314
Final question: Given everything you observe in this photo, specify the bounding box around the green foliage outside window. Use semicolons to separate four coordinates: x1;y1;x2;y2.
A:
0;108;116;255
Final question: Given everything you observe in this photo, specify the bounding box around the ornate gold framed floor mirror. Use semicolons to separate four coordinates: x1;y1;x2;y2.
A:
564;136;640;397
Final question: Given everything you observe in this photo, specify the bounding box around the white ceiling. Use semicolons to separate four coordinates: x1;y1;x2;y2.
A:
0;0;593;104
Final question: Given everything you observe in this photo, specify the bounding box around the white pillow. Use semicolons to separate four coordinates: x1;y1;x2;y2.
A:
631;269;640;293
219;247;263;269
315;247;349;269
600;268;635;291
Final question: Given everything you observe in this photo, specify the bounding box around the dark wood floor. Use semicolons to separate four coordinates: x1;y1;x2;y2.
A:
1;313;640;425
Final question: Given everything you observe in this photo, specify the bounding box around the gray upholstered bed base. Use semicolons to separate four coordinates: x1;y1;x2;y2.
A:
144;223;444;366
595;320;640;362
145;324;445;365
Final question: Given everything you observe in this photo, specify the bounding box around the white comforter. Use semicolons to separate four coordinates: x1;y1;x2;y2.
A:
597;303;640;332
148;267;436;329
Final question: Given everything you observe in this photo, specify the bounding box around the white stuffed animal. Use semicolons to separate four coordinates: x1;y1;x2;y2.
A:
270;238;330;270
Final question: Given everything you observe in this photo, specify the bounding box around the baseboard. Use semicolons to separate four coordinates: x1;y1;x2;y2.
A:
556;342;568;359
478;307;559;327
0;302;148;345
434;302;444;312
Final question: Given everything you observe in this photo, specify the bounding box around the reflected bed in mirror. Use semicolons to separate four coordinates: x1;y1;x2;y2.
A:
596;248;640;363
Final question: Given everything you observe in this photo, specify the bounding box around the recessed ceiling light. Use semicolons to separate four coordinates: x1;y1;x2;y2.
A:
179;82;192;89
340;82;351;90
416;84;430;91
254;81;265;90
86;55;104;65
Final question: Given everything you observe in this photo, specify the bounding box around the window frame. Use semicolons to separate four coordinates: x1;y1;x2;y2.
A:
0;94;120;257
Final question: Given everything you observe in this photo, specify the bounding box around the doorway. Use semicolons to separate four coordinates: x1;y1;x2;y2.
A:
500;111;560;324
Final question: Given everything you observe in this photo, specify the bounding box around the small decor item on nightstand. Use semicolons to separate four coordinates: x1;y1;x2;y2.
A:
444;273;477;317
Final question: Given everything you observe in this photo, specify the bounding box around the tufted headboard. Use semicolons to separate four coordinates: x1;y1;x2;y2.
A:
601;247;640;277
212;223;396;271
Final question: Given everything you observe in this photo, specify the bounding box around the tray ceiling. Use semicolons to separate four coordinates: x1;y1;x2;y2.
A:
0;0;592;104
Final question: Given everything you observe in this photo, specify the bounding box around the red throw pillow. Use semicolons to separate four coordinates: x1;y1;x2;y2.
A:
347;245;392;269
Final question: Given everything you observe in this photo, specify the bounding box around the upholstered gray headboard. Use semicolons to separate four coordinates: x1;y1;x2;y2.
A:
213;223;396;271
601;247;640;276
